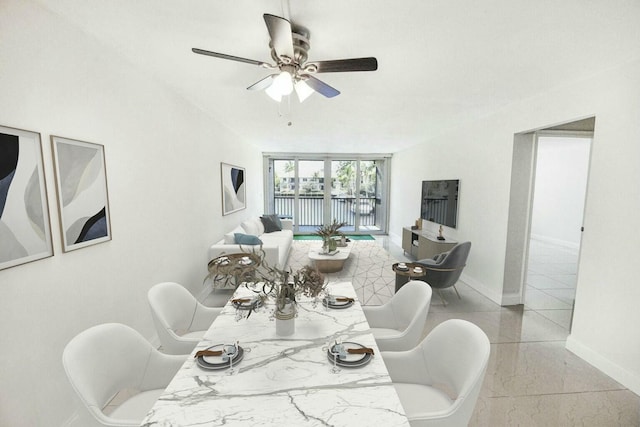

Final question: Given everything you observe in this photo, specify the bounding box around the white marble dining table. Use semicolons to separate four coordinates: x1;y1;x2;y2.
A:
141;281;409;426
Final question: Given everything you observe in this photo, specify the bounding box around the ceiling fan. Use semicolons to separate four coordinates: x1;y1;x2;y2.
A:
192;13;378;102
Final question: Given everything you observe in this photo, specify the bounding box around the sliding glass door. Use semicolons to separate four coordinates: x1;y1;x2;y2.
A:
266;155;390;234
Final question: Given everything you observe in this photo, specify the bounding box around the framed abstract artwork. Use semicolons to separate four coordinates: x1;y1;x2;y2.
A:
221;162;246;215
51;136;112;252
0;125;54;270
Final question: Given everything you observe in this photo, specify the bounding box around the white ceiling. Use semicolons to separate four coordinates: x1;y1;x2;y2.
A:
35;0;640;153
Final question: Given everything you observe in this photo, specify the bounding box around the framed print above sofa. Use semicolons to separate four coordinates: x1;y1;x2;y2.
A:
221;162;246;215
51;135;112;252
0;125;54;270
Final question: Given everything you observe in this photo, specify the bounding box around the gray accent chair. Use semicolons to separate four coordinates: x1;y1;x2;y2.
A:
416;241;471;305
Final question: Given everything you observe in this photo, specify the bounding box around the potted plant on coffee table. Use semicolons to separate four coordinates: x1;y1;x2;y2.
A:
314;219;346;254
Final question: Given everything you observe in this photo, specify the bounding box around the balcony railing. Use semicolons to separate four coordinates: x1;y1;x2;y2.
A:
274;196;377;229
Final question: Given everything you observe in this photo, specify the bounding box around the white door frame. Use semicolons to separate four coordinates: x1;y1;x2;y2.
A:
503;127;593;305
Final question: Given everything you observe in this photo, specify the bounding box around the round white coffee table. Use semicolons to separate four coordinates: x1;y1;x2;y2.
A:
308;244;352;273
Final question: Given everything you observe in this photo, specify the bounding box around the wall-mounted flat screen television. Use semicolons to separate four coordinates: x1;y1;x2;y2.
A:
420;180;459;228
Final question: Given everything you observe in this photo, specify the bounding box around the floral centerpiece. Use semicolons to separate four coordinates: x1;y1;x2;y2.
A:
203;247;327;335
263;265;326;312
314;219;347;254
260;264;326;336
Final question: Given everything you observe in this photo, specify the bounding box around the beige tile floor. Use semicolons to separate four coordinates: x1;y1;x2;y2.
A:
383;236;640;426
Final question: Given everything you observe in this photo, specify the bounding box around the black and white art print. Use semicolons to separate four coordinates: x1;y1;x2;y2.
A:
221;163;246;215
0;125;54;270
51;136;111;252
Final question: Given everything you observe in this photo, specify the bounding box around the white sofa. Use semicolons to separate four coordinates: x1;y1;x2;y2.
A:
208;217;294;270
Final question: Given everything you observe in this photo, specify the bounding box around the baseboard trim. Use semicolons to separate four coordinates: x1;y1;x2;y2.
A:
501;292;523;306
566;334;640;396
459;273;504;306
389;231;402;248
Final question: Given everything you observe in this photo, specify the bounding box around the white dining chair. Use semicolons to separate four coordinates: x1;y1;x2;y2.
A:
362;280;432;351
381;319;490;427
62;323;185;427
148;281;222;355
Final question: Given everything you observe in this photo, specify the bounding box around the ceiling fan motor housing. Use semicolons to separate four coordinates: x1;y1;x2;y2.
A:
270;23;311;69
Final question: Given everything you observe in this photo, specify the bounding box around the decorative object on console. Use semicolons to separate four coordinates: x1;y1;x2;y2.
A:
221;162;245;215
0;125;53;270
401;226;456;260
437;225;445;240
314;219;346;254
51;136;111;252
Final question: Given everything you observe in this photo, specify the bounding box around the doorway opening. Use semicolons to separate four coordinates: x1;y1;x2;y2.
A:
525;134;591;330
503;117;594;332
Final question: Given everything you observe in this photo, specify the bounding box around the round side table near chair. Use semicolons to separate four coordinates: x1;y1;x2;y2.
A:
392;262;427;292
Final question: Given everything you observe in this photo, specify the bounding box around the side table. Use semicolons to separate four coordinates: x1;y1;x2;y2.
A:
392;262;427;292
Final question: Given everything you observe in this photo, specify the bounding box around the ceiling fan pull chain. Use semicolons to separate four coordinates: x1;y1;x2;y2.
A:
278;95;292;125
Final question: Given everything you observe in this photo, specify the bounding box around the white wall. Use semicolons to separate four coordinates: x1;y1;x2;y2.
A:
0;2;263;426
531;136;591;248
390;60;640;394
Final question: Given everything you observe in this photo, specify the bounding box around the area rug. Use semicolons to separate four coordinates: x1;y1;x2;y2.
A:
293;234;375;241
287;240;399;306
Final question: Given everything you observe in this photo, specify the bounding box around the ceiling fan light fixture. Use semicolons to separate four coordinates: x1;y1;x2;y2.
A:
274;71;294;94
294;79;314;102
265;84;283;102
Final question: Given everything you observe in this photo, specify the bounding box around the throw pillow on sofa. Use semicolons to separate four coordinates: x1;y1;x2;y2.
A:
261;214;283;233
224;226;245;244
241;218;263;236
234;233;263;245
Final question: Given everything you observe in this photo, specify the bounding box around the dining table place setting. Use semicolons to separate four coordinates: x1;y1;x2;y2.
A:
140;281;409;426
322;286;356;310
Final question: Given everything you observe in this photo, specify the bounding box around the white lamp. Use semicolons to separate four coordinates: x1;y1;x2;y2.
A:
294;80;314;102
265;70;297;102
265;84;283;102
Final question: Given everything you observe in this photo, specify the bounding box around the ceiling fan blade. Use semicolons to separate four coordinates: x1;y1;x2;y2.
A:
192;48;266;67
304;76;340;98
247;75;276;91
263;14;294;60
308;57;378;73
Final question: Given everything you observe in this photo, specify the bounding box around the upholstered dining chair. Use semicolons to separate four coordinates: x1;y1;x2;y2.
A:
362;280;432;351
381;319;490;427
416;241;471;305
62;323;185;427
148;282;222;355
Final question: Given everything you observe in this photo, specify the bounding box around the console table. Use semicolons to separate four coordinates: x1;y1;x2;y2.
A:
402;227;456;260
